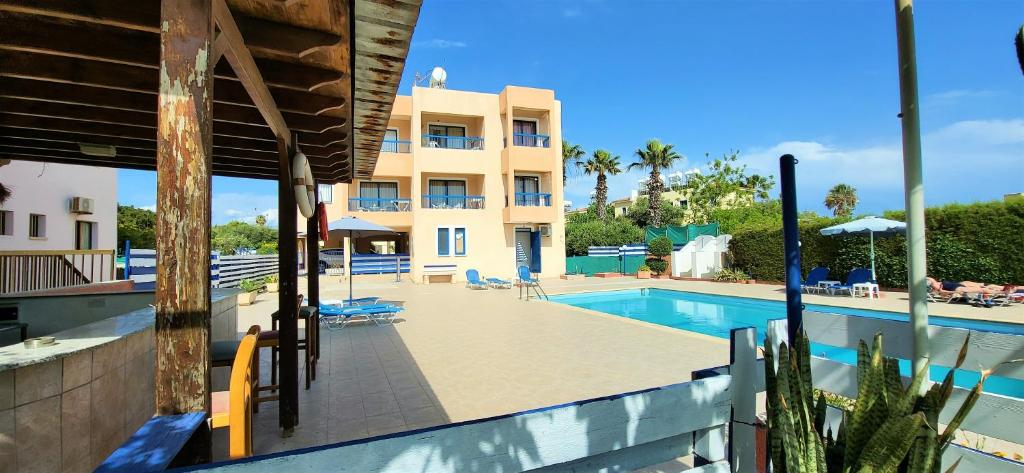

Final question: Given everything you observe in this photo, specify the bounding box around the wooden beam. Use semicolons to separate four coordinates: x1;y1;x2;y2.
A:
213;0;291;149
154;7;213;465
277;137;299;434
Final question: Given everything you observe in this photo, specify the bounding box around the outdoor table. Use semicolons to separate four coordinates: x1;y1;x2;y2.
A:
817;280;840;295
852;282;879;299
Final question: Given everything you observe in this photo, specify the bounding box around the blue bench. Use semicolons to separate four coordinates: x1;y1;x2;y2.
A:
421;264;457;284
95;412;207;472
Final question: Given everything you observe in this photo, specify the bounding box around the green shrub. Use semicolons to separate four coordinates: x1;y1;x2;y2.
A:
647;236;673;258
645;257;668;275
565;217;644;256
638;263;651;272
712;268;750;282
727;200;1024;287
238;279;261;293
264;274;279;284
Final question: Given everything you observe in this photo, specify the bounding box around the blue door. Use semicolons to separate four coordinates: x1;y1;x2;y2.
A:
529;231;542;273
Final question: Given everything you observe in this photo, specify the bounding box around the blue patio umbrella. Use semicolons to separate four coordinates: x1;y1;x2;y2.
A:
820;216;906;282
327;217;396;304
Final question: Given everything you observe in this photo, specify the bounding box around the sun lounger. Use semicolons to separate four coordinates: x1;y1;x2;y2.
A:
465;269;489;290
486;277;512;289
829;268;872;296
319;303;403;330
801;267;830;294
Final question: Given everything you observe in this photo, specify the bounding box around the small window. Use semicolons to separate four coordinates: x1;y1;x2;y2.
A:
76;221;96;250
437;228;450;256
0;210;11;236
454;227;466;256
318;184;333;204
29;214;45;239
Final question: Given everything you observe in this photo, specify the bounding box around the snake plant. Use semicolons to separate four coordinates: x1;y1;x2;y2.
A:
763;331;989;473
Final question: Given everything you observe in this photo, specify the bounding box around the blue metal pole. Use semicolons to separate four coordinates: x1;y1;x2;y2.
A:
124;239;131;279
780;154;803;342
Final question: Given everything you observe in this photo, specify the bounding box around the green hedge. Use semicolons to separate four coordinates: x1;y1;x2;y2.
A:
728;200;1024;287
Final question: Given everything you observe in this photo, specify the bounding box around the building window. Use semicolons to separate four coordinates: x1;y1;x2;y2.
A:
426;179;467;208
454;228;466;256
514;175;541;206
359;182;399;211
382;129;400;153
512;120;539;146
426;125;467;149
0;211;11;236
437;227;450;256
76;221;96;250
28;214;45;239
318;184;333;204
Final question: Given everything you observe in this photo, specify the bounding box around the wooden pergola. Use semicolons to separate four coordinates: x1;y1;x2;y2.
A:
0;0;420;449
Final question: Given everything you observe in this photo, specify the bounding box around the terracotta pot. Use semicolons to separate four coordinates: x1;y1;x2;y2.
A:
237;291;258;306
636;270;651;279
266;282;279;292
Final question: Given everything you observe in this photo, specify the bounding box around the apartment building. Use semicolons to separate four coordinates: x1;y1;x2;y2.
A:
0;160;117;251
315;85;566;282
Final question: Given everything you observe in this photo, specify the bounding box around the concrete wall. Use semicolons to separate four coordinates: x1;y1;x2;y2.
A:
0;160;117;251
0;291;154;340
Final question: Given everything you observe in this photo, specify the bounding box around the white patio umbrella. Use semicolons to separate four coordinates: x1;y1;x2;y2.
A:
327;217;396;304
820;216;906;281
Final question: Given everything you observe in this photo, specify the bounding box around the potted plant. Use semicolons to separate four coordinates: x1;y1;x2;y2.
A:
265;274;279;293
236;279;260;306
646;236;673;278
636;264;652;279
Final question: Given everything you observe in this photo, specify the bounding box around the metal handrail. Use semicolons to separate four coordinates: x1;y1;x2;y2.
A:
421;195;485;209
421;135;484;150
511;133;550;148
514;192;552;207
348;198;412;212
380;139;411;153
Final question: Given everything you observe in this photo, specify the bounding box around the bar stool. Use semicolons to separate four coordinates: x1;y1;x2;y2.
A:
271;294;318;390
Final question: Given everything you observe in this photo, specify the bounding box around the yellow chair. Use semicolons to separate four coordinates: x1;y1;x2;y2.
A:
211;325;259;459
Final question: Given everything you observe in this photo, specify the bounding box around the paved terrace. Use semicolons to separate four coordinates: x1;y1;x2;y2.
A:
214;276;1023;460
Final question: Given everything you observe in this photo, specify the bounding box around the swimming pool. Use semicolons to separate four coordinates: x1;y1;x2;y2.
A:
549;288;1024;397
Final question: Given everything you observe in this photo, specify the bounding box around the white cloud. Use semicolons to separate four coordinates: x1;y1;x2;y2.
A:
412;39;467;49
212;193;280;227
140;204;156;212
924;89;996;107
735;118;1024;213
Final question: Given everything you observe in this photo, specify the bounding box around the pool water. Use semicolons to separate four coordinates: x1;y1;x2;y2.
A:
550;288;1024;398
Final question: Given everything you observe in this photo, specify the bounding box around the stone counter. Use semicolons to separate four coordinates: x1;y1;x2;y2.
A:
0;289;238;473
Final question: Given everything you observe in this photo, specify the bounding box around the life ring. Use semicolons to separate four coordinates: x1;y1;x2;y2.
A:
292;149;315;219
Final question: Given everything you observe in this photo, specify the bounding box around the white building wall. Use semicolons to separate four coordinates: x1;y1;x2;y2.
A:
0;160;118;251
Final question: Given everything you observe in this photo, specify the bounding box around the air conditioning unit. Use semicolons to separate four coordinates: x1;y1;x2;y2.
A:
70;197;94;214
539;224;551;237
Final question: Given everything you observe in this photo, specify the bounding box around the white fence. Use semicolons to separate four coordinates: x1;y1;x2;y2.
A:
126;249;278;289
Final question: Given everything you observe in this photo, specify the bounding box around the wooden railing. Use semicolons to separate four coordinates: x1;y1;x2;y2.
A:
0;249;116;295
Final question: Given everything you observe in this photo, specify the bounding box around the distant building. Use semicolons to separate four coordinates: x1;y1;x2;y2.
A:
0;160;117;251
625;168;751;222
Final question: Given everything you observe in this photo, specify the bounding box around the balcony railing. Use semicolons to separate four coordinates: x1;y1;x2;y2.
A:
422;135;484;150
514;192;552;207
421;195;485;209
380;139;411;153
348;198;412;212
511;133;550;148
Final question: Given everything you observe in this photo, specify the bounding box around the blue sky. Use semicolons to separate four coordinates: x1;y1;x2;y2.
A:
118;0;1024;223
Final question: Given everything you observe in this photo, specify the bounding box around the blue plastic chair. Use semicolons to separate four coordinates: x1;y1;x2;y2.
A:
801;267;831;294
465;269;489;289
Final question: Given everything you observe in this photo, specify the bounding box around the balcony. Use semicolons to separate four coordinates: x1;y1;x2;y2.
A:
421;195;485;210
513;192;552;207
422;135;484;151
380;139;411;153
510;133;550;148
347;198;412;226
348;198;412;212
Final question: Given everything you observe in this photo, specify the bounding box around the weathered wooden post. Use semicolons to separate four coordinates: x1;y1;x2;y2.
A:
277;138;299;434
155;0;214;460
306;182;321;360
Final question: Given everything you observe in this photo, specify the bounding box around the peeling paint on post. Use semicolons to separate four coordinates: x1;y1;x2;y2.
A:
156;0;214;429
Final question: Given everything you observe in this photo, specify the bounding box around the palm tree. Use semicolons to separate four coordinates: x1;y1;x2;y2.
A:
561;140;585;184
629;139;683;227
0;183;9;205
582;150;622;219
824;183;858;217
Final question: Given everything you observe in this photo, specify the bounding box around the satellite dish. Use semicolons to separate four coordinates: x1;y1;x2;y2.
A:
429;67;447;89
